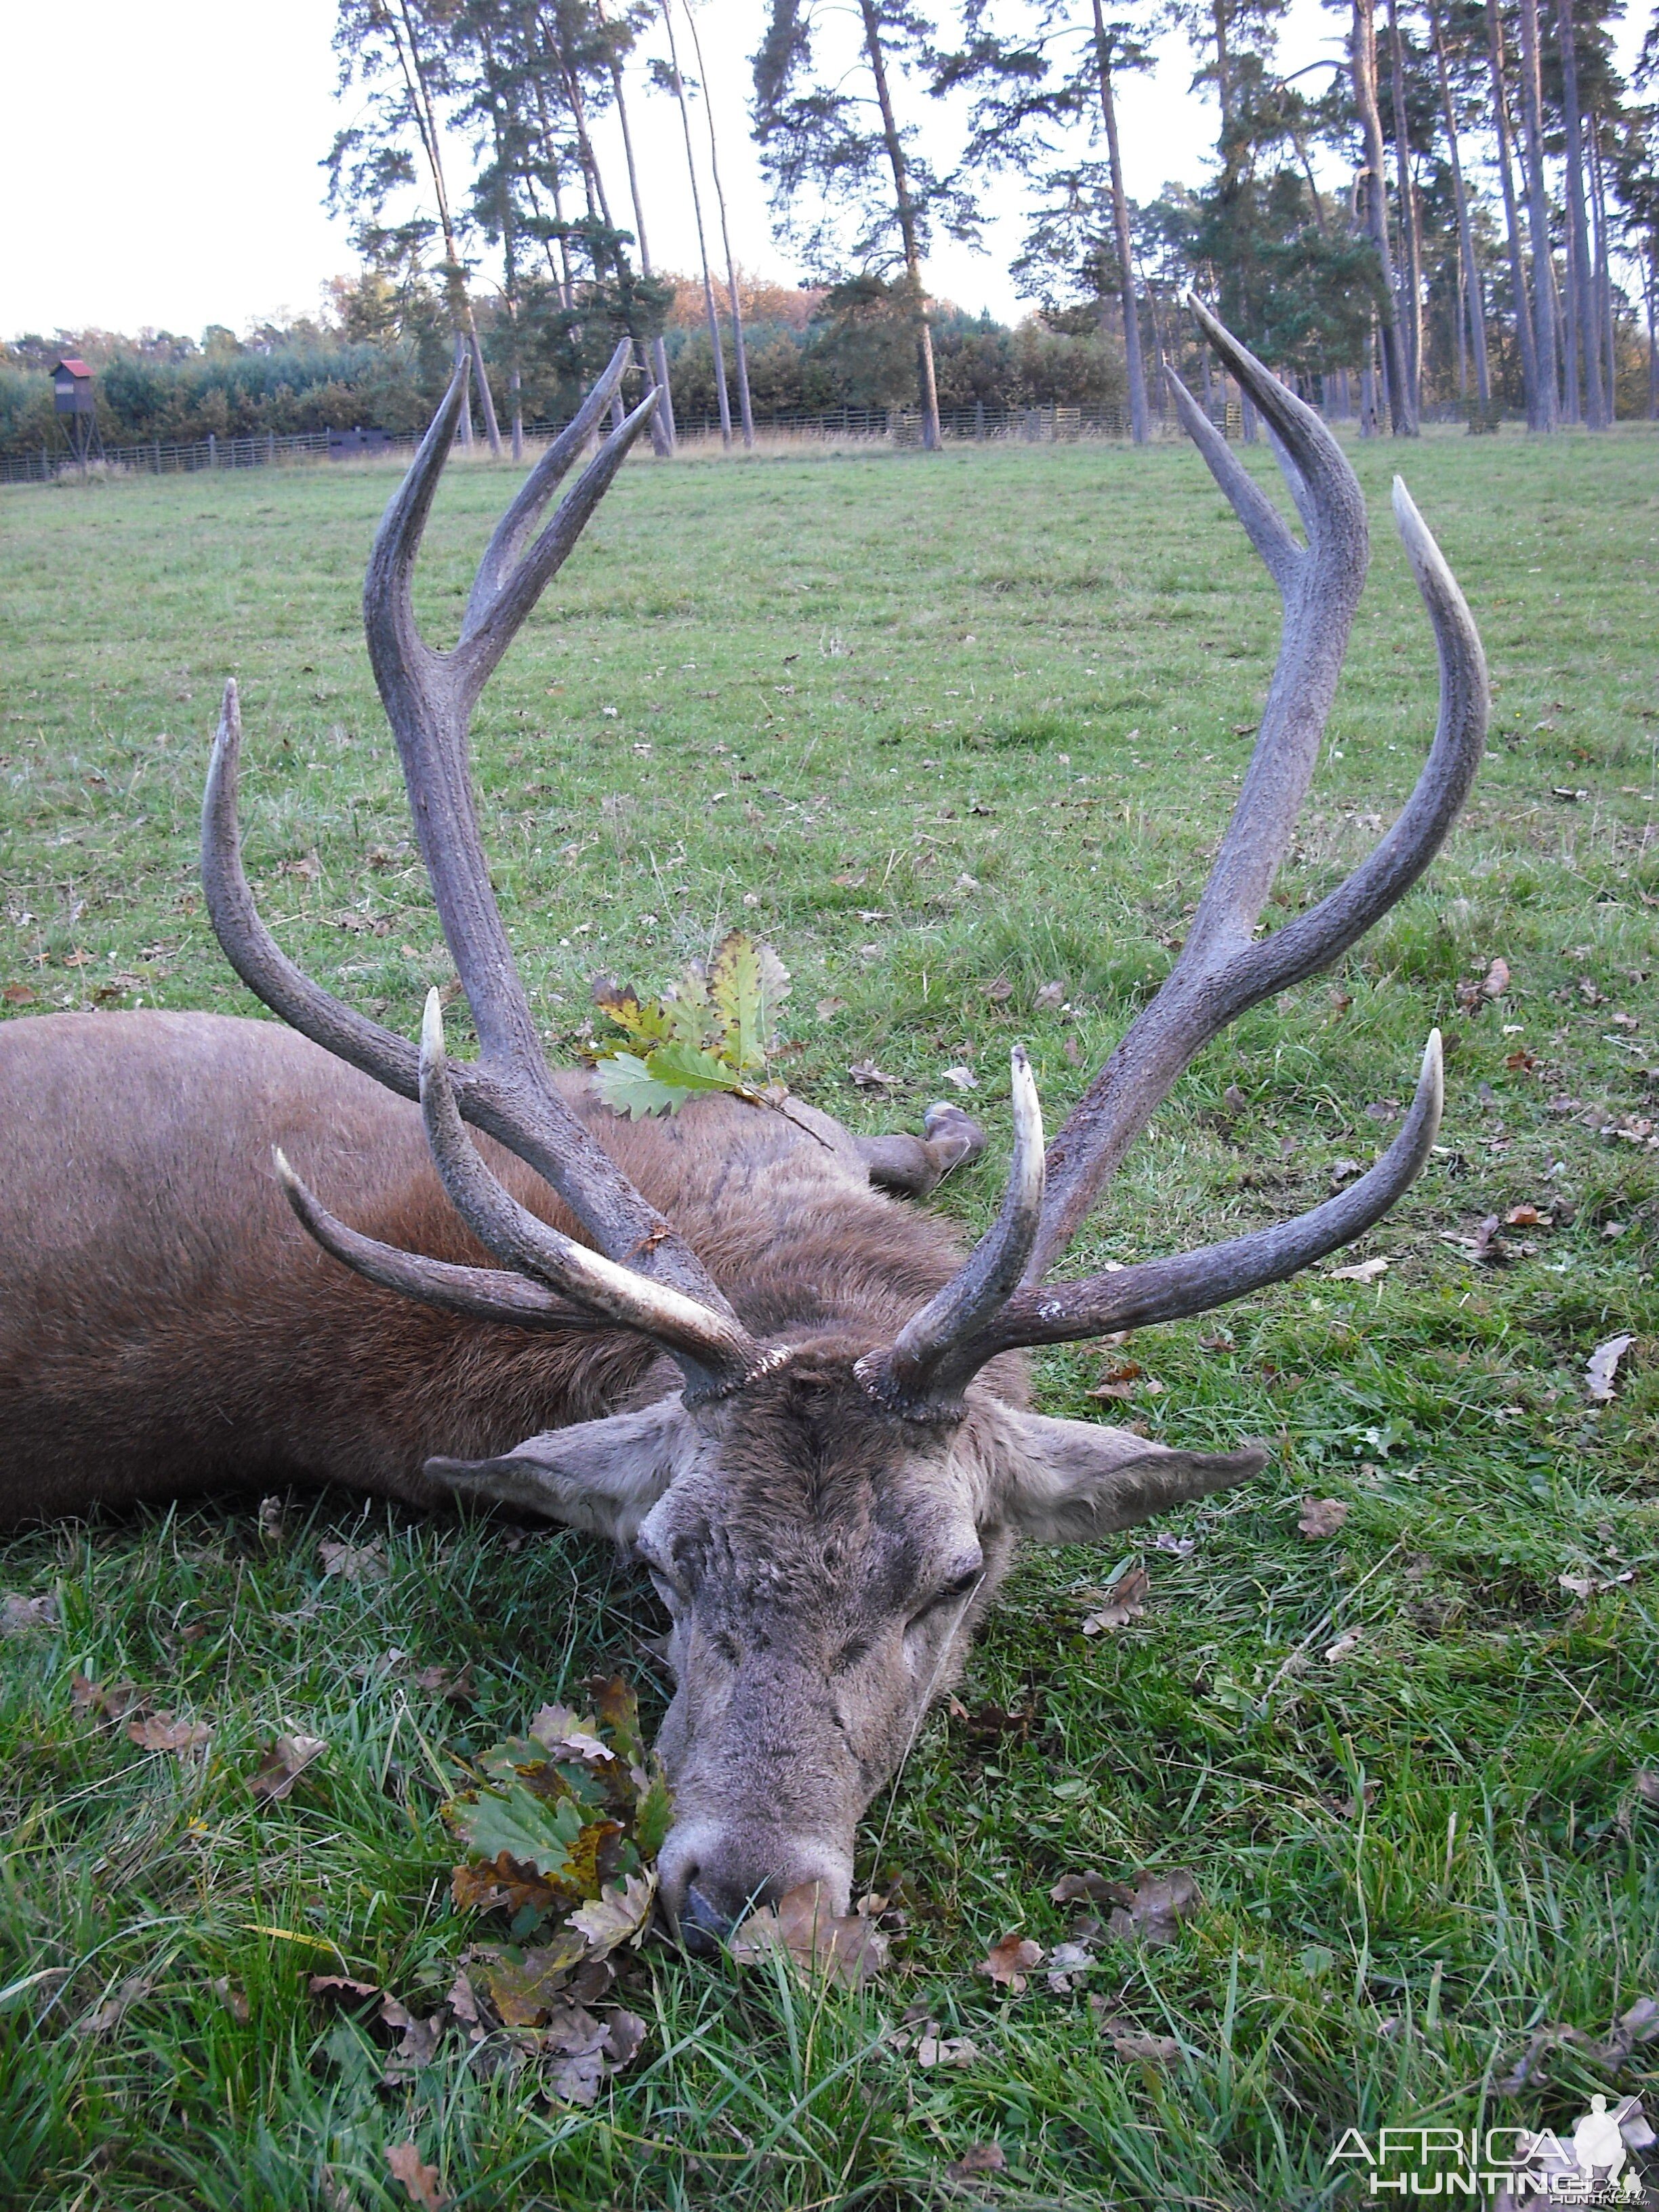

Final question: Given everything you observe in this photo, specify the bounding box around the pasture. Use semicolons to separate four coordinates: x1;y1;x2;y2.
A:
1;424;1658;2211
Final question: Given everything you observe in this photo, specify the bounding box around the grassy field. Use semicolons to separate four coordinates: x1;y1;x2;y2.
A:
1;419;1658;2212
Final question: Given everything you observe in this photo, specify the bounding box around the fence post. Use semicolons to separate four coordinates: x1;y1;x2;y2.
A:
207;433;216;469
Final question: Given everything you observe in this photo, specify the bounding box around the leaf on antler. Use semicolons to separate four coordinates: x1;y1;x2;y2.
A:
592;935;792;1115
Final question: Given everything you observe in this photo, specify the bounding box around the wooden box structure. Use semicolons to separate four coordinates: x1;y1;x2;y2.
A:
52;358;102;464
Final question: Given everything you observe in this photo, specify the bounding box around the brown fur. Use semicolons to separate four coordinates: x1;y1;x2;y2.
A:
0;1010;992;1527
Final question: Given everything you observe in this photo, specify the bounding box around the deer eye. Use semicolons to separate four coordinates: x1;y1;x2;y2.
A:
921;1562;984;1614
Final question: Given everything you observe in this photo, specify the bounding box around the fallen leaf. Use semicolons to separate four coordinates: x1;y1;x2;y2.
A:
1103;1868;1201;1947
474;1934;590;2026
1034;981;1065;1010
731;1883;889;1988
1;1591;60;1636
1586;1333;1635;1404
378;1994;445;2081
1298;1497;1350;1539
976;1934;1043;1991
318;1540;386;1581
256;1495;286;1544
945;2142;1006;2181
568;1872;657;1961
1324;1628;1364;1663
916;2026;981;2068
1328;1158;1364;1188
939;1064;978;1090
413;1661;476;1706
983;977;1013;1004
76;1973;153;2036
1221;1082;1248;1116
1636;1772;1659;1807
1329;1256;1389;1284
1504;1204;1547;1228
815;995;846;1020
1050;1870;1118;1906
1154;1531;1196;1556
2;983;37;1004
1045;1938;1096;1991
71;1675;147;1723
1081;1563;1150;1635
1481;956;1511;998
308;1974;384;2005
213;1975;251;2024
127;1712;211;1754
250;1733;328;1803
385;2142;445;2211
848;1059;901;1092
1558;1568;1635;1599
1110;2030;1182;2063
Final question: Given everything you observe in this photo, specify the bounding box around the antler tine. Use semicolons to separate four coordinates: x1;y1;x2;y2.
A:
204;678;419;1097
453;375;662;703
414;994;759;1393
932;1032;1443;1382
272;1147;608;1333
856;1048;1044;1416
464;339;633;636
1164;367;1303;598
1031;306;1370;1278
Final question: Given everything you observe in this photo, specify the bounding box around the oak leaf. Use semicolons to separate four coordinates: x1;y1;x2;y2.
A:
976;1934;1043;1991
250;1733;327;1802
1080;1563;1149;1634
1298;1497;1350;1539
385;2142;445;2211
731;1883;890;1987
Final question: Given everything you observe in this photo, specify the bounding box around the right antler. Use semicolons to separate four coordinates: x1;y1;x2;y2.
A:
204;344;769;1400
855;300;1488;1416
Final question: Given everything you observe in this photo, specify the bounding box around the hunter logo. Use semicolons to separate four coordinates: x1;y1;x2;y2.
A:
1326;2094;1652;2200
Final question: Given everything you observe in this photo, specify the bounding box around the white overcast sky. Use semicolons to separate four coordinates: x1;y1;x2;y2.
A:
3;0;1649;342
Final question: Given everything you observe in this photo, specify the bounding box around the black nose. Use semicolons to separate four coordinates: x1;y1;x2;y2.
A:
680;1881;741;1953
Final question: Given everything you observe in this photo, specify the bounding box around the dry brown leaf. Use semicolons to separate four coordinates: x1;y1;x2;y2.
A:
256;1495;286;1544
1050;1870;1117;1907
982;976;1014;1004
945;2142;1006;2183
1636;1771;1659;1807
71;1674;148;1723
318;1539;386;1581
1103;1868;1201;1946
1504;1204;1547;1227
413;1661;476;1706
731;1882;889;1987
127;1711;211;1755
1481;956;1511;998
847;1059;901;1092
916;2028;981;2068
1586;1333;1635;1404
385;2142;446;2211
250;1733;327;1802
1298;1497;1351;1539
815;994;847;1019
1081;1564;1150;1635
939;1064;978;1090
1328;1157;1364;1188
213;1975;251;2024
1324;1628;1364;1664
308;1974;384;2005
1329;1256;1389;1284
76;1973;153;2036
1034;981;1065;1010
976;1933;1043;1991
1;1591;60;1636
1110;2030;1182;2063
2;982;38;1004
568;1872;657;1960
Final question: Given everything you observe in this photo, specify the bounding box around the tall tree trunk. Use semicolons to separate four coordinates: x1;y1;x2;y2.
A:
857;0;942;451
1517;0;1561;425
1387;0;1425;418
681;4;755;449
1486;0;1542;425
1557;0;1606;426
390;0;502;455
660;0;732;447
1090;0;1149;445
607;49;676;456
1590;123;1614;413
1648;245;1658;419
1430;0;1490;404
1352;0;1416;432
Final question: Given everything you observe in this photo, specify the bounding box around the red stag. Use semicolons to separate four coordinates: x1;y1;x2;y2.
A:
0;304;1485;1940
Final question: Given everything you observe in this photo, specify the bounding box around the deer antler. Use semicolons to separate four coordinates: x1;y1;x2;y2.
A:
857;301;1487;1416
205;345;766;1399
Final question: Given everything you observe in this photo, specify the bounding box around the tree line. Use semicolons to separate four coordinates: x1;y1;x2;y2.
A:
7;0;1658;457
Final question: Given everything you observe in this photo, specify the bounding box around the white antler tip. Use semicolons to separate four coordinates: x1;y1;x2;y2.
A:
271;1145;300;1191
419;987;447;1071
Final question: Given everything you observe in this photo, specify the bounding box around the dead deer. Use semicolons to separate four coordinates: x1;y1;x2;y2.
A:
0;304;1486;1944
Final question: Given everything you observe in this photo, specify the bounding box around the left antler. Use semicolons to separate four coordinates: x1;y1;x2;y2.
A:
856;299;1487;1416
204;344;772;1402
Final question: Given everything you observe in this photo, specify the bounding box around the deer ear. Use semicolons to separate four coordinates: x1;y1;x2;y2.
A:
425;1397;693;1540
994;1408;1266;1545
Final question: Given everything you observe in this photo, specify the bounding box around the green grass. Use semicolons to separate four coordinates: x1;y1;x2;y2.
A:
2;424;1658;2210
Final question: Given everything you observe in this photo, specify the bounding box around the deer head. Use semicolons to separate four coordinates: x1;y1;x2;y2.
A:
203;310;1486;1942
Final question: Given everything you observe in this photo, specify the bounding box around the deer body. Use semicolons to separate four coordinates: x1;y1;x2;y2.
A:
0;312;1488;1938
0;1009;985;1523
